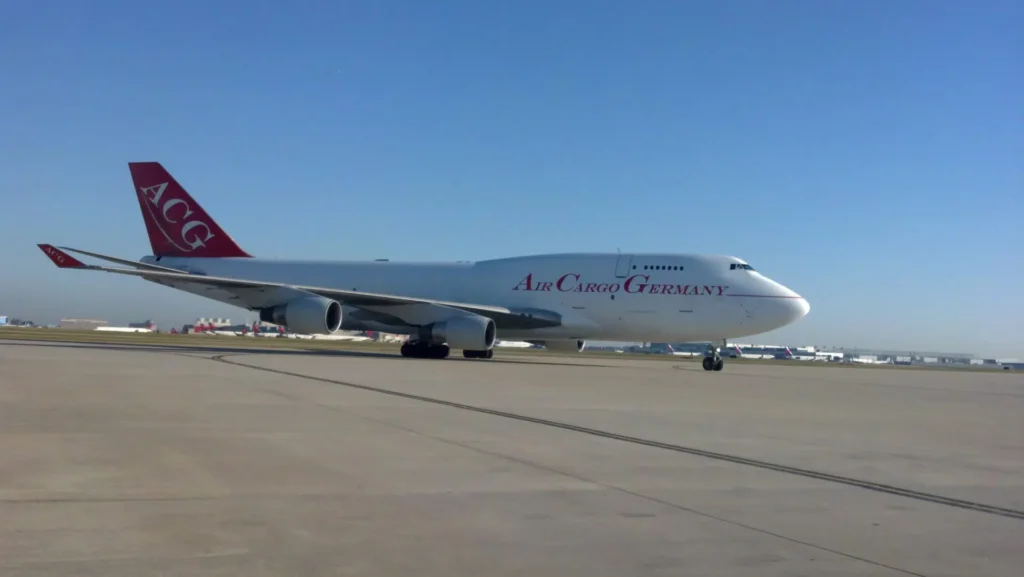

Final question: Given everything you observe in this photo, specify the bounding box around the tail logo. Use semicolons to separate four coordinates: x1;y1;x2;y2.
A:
139;182;215;252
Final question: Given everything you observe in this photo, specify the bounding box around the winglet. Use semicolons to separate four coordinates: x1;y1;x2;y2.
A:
38;244;87;268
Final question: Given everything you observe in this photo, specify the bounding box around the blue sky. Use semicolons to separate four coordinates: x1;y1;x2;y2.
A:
1;1;1021;356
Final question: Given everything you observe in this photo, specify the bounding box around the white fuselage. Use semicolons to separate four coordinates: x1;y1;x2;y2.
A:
141;252;809;342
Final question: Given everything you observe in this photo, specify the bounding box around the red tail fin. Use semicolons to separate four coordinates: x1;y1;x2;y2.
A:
128;162;251;258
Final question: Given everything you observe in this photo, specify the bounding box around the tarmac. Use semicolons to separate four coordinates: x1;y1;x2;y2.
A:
1;339;1022;577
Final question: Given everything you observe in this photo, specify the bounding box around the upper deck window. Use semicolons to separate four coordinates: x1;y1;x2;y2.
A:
642;264;683;271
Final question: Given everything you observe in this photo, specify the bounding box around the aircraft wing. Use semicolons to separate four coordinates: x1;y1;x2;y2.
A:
56;246;189;274
37;244;561;330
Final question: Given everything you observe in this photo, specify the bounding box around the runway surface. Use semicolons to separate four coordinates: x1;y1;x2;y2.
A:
2;340;1022;576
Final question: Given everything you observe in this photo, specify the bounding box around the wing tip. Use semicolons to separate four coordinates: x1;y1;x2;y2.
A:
37;244;86;268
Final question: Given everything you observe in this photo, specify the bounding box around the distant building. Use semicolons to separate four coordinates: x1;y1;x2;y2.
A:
1;317;34;327
59;318;108;330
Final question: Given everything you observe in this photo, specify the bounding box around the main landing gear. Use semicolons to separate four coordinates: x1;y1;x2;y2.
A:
400;340;450;359
702;344;725;371
399;340;495;360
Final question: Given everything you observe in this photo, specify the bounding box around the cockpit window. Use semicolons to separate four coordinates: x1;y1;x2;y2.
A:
730;263;755;271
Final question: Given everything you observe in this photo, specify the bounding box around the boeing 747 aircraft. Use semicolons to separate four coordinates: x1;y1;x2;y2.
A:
37;162;809;370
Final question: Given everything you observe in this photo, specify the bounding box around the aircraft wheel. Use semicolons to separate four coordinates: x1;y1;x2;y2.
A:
713;358;724;371
430;345;450;359
485;349;494;359
400;343;412;357
702;357;714;371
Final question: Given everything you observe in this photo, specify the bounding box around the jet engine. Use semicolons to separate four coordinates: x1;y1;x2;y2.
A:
533;339;586;353
259;296;342;335
423;315;497;350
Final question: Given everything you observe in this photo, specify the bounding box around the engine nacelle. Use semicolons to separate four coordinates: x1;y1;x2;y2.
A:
533;339;586;353
425;315;497;350
259;296;342;335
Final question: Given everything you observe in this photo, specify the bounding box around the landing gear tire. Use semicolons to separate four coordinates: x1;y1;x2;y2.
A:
703;342;725;372
702;356;725;371
400;341;450;359
463;349;494;359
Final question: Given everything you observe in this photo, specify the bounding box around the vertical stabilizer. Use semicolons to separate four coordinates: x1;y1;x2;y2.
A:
128;162;251;258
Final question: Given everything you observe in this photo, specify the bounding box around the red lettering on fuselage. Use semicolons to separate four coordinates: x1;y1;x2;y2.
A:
513;273;534;291
511;272;728;297
624;274;649;293
556;273;580;292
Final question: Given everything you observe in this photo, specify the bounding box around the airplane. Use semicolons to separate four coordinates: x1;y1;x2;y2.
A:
36;162;810;370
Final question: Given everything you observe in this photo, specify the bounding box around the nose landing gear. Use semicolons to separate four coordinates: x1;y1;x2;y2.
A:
702;344;725;371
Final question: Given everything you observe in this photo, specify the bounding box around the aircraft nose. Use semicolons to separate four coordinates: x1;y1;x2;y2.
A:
787;296;811;321
757;280;810;326
737;276;811;331
760;295;809;329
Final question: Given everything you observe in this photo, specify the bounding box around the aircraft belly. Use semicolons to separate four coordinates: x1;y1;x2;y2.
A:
340;305;416;331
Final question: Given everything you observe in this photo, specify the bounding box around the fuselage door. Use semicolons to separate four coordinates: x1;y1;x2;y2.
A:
614;253;634;278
